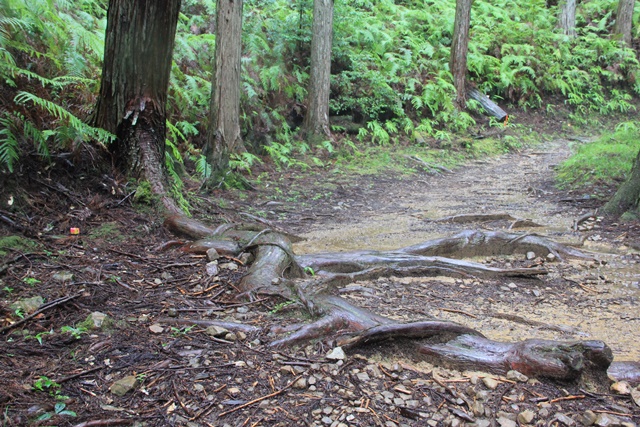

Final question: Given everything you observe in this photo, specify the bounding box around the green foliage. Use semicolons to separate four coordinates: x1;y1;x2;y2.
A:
61;324;88;339
0;0;112;172
556;121;640;191
2;0;639;185
37;402;77;421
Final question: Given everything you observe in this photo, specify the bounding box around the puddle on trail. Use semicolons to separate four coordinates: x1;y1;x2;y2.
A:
293;140;640;361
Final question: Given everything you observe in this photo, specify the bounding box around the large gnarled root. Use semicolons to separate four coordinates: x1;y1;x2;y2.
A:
162;215;630;386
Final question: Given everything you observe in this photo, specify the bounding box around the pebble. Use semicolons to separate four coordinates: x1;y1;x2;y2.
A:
555;413;576;426
497;416;517;427
518;410;535;424
506;370;528;382
610;381;631;395
482;377;499;390
326;347;346;360
206;248;219;261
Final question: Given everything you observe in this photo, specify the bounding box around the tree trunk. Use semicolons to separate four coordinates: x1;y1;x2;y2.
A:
205;0;244;186
604;149;640;216
303;0;334;142
614;0;636;46
558;0;577;37
450;0;473;108
93;0;181;212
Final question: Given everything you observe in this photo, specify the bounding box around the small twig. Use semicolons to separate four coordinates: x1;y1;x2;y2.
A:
547;395;585;404
71;419;131;427
0;294;80;335
438;307;477;318
58;366;104;383
218;375;302;416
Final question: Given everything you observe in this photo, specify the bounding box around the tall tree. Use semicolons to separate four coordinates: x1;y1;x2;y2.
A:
450;0;473;108
205;0;244;186
614;0;636;46
94;0;181;212
604;149;640;216
303;0;334;142
558;0;577;37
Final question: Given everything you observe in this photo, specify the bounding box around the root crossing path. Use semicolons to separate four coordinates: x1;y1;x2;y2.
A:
286;139;640;362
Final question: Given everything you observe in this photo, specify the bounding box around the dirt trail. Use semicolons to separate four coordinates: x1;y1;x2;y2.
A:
291;139;640;361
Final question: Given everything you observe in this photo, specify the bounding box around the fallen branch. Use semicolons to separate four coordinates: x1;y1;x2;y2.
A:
71;419;131;427
0;294;80;335
218;375;302;416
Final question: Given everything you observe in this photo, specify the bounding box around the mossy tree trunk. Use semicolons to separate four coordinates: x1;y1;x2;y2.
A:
558;0;577;37
303;0;334;142
94;0;181;213
614;0;636;46
604;149;640;216
205;0;244;186
450;0;473;108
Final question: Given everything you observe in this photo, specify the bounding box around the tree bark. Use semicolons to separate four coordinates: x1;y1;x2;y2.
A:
450;0;473;108
558;0;577;37
93;0;181;212
303;0;334;142
614;0;636;46
604;149;640;216
205;0;244;185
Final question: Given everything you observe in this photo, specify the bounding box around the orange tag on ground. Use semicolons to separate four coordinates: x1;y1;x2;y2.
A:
70;228;80;235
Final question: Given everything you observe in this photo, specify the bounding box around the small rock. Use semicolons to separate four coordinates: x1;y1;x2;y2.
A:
474;420;491;427
507;282;517;289
205;325;229;337
224;332;237;341
110;375;137;396
292;377;307;389
219;262;238;271
227;387;241;396
205;262;219;276
239;252;252;264
497;416;517;427
149;324;164;334
506;370;528;382
610;381;631;395
326;347;346;360
321;416;333;425
518;410;535;424
555;413;576;426
89;311;108;328
167;308;178;317
526;252;536;260
594;413;622;427
52;271;74;282
579;411;598;426
482;377;499;390
547;253;557;261
206;248;220;261
356;372;370;381
236;331;247;340
532;289;542;297
11;296;44;314
631;387;640;407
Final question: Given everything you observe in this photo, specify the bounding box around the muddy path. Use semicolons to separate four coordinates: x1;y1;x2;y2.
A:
253;138;640;362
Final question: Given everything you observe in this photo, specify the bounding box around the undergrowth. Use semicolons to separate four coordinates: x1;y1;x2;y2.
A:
556;121;640;192
1;0;638;195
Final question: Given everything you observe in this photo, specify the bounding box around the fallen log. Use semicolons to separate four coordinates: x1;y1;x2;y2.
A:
467;87;508;123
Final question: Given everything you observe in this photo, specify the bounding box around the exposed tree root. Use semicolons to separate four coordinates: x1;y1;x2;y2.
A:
162;216;636;387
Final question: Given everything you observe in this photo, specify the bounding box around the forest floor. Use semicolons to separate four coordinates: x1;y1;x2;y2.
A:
1;124;640;427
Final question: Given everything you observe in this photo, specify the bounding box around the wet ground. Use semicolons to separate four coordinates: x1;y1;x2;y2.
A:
1;136;639;426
